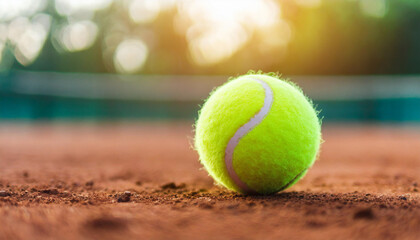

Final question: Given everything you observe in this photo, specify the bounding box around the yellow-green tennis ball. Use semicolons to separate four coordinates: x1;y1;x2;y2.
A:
195;73;321;195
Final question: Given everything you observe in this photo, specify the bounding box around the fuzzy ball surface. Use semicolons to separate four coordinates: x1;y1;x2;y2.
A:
195;73;321;194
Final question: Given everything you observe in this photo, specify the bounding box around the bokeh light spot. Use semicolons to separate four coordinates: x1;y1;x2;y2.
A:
360;0;387;18
129;0;161;24
113;39;148;73
8;14;51;66
55;20;99;52
0;41;5;64
0;0;47;22
259;20;293;51
0;24;7;64
7;17;30;45
55;0;113;16
0;23;9;43
188;24;248;66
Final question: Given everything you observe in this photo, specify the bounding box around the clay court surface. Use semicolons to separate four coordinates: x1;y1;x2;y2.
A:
0;123;419;240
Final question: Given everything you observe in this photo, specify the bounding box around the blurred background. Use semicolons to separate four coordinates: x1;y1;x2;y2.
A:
0;0;419;122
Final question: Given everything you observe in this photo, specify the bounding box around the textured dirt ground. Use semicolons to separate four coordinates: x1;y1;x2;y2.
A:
0;123;419;240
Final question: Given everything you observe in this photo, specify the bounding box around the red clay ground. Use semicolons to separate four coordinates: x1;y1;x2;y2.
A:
0;123;419;240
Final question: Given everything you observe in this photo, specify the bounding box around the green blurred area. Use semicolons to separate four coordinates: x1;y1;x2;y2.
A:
1;0;420;75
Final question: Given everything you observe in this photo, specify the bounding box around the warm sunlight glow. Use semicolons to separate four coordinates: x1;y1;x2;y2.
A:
295;0;322;8
176;0;281;66
188;23;248;66
258;20;293;51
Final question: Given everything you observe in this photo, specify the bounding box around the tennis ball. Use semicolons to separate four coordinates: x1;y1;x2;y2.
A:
194;72;321;194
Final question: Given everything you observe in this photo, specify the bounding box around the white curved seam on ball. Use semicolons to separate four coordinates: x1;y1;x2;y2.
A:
224;79;274;194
